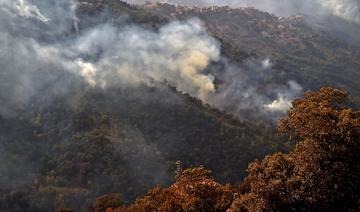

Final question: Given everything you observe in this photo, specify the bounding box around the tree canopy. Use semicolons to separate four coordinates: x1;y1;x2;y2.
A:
102;87;360;212
229;88;360;211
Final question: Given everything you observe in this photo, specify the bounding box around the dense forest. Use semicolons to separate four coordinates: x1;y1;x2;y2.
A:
89;87;360;211
1;0;360;211
3;87;358;211
0;84;285;211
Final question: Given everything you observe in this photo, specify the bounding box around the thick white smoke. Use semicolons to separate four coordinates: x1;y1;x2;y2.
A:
0;0;221;117
71;19;220;101
2;0;50;22
0;0;80;116
0;0;302;120
264;80;303;112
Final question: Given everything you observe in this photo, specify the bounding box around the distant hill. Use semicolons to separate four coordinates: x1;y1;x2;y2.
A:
140;3;360;97
1;1;359;211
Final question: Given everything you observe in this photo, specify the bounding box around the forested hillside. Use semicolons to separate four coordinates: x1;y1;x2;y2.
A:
141;2;360;97
95;87;360;212
0;85;284;211
0;1;359;211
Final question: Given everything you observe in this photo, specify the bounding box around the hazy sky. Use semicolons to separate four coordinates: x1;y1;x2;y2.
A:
125;0;360;24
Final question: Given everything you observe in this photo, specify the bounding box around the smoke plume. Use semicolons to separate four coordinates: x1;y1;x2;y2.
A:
208;58;303;118
318;0;360;23
0;0;304;121
72;19;220;102
0;0;221;118
0;1;304;207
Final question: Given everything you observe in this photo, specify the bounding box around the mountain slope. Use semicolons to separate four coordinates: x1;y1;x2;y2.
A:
0;84;284;211
140;3;360;97
1;1;359;211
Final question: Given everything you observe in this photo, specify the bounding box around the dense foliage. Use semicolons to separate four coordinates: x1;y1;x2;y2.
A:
98;88;359;212
231;89;360;211
0;85;282;211
1;1;360;211
122;167;234;212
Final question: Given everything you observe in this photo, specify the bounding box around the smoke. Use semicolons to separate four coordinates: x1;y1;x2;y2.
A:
0;0;303;120
0;1;304;208
207;58;303;118
233;0;360;24
128;0;360;24
264;81;303;112
0;0;81;117
72;19;220;101
0;1;310;210
3;0;50;22
318;0;360;23
0;0;221;118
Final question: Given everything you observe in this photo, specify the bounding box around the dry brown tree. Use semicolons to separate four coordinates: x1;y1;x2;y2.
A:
100;87;360;212
229;87;360;211
106;166;233;212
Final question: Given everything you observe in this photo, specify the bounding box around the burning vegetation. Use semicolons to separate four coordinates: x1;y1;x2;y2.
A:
0;0;360;211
